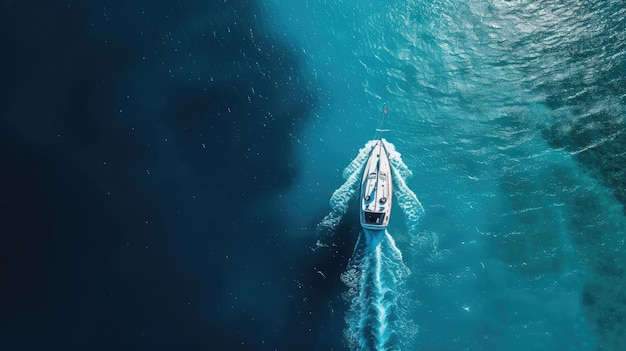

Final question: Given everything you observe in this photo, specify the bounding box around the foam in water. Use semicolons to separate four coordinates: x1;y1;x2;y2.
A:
317;140;377;236
342;230;415;351
383;139;425;239
319;139;424;350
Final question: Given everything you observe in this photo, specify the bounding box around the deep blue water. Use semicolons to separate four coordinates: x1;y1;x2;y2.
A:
1;1;625;350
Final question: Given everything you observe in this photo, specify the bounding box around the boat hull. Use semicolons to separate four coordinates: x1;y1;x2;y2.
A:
359;139;392;230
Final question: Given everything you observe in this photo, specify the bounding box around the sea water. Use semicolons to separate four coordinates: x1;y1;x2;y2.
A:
273;1;626;350
6;1;622;350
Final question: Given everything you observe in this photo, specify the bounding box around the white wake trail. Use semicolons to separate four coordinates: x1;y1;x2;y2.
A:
342;230;414;351
343;140;379;179
382;140;413;179
317;141;377;234
385;230;405;264
317;138;423;350
383;139;425;237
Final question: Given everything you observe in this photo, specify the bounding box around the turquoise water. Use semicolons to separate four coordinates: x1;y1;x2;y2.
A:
2;1;624;350
273;1;626;350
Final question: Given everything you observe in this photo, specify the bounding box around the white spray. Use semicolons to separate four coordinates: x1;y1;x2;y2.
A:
318;139;424;350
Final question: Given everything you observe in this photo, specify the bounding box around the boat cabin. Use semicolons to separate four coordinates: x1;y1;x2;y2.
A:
363;211;385;225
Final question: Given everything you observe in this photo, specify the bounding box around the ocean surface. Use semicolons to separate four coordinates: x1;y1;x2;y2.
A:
1;1;625;350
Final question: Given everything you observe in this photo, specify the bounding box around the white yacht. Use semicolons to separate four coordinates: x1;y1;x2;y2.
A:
359;139;392;230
